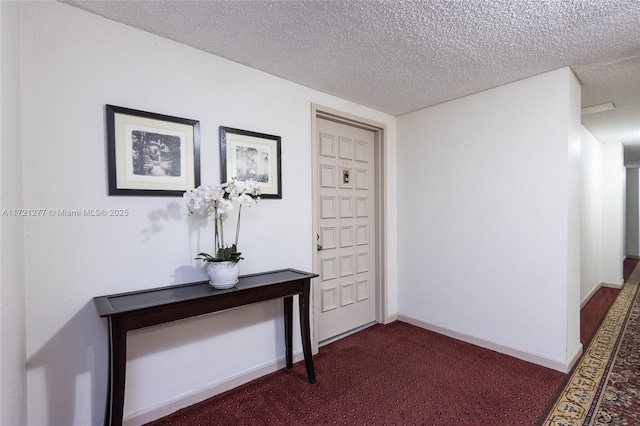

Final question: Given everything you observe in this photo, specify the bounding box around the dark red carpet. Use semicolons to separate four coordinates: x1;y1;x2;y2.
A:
146;264;635;425
624;257;639;281
147;321;565;425
580;287;619;346
541;260;640;425
579;258;636;346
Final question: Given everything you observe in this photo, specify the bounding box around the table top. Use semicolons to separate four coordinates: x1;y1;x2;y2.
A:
93;268;317;317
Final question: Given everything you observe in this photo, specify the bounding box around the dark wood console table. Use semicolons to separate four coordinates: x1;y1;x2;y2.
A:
93;268;318;426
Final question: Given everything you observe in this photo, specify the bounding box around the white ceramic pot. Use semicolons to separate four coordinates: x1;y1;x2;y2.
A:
207;261;240;289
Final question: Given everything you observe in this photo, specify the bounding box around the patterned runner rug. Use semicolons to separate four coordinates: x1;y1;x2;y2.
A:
541;264;640;425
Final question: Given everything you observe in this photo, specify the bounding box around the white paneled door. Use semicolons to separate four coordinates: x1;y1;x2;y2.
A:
316;117;376;342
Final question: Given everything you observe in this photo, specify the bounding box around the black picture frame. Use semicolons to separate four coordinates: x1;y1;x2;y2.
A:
106;105;200;196
220;126;282;199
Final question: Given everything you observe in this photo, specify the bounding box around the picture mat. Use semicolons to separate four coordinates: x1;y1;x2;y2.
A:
225;133;279;195
114;113;196;191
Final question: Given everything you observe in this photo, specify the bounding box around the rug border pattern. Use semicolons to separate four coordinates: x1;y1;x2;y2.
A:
541;268;640;426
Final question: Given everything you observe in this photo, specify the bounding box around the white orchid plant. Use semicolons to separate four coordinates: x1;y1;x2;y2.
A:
184;178;261;263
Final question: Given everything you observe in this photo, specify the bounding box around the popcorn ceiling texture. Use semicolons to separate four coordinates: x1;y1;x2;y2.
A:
63;0;640;149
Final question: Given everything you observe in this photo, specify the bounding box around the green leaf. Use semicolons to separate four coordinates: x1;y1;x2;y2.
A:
214;244;243;262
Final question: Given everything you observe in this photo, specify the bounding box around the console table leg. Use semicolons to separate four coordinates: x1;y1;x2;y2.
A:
284;296;293;368
300;280;316;384
106;317;127;426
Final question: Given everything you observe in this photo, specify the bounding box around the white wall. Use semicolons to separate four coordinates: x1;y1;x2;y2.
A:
580;127;603;302
566;68;582;358
625;168;639;258
601;142;625;285
19;2;397;425
580;125;626;303
396;68;582;371
0;1;27;425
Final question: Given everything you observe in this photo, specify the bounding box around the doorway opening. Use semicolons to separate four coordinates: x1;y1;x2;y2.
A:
311;104;387;352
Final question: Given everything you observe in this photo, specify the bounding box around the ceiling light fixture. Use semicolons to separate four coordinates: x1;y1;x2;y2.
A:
581;102;616;115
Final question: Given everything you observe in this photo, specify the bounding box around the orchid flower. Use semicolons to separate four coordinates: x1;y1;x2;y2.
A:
185;178;261;262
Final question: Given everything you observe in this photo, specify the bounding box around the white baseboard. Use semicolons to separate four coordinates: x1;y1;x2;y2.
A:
123;351;305;426
397;315;579;373
567;343;583;372
581;285;598;308
602;280;624;289
581;281;623;308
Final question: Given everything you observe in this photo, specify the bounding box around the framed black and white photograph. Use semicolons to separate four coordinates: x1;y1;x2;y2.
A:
106;105;200;196
220;126;282;199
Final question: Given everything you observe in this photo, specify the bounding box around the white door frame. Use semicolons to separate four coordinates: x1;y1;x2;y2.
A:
310;103;388;354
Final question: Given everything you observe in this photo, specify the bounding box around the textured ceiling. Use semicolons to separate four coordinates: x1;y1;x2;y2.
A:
61;0;640;162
